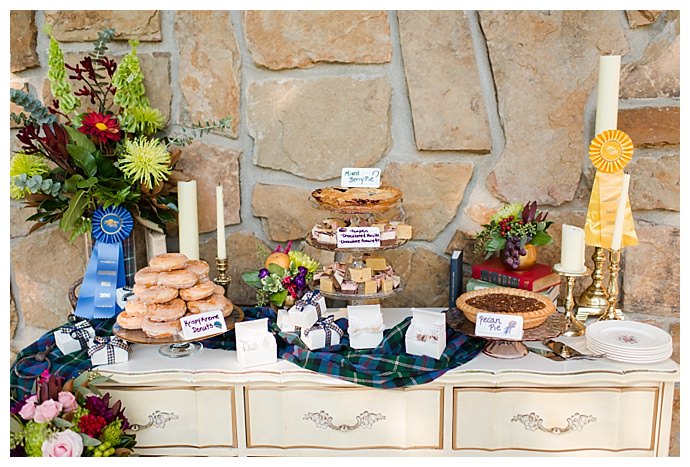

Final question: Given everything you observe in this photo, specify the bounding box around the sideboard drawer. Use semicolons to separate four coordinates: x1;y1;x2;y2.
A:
245;386;443;450
103;386;237;450
453;387;659;453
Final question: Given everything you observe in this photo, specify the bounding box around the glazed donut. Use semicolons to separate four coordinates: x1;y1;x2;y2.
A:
142;317;182;339
124;297;148;316
221;301;235;318
158;269;198;289
149;253;189;272
212;284;226;295
185;259;210;279
187;293;229;314
147;298;187;322
116;311;145;329
179;280;216;301
134;266;159;286
133;284;179;304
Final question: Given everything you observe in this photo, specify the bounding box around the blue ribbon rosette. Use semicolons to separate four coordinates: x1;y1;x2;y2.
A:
74;206;133;319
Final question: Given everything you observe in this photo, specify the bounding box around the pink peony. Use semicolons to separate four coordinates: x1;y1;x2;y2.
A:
41;429;83;457
18;395;38;420
33;399;62;423
58;392;78;413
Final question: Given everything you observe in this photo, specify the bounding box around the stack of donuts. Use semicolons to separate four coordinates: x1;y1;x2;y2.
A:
116;253;234;339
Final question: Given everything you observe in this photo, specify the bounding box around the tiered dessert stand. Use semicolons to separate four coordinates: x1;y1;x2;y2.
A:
307;192;407;306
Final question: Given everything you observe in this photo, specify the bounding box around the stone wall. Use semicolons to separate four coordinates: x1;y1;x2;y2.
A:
9;11;680;454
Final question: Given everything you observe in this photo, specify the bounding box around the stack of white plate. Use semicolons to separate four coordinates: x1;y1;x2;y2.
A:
586;321;673;363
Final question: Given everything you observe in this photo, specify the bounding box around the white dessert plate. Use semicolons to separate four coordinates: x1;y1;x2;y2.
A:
585;320;671;352
586;340;671;359
585;341;672;363
586;336;672;355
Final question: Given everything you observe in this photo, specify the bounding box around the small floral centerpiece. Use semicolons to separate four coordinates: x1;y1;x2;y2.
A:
10;370;136;457
242;242;320;308
474;201;553;270
9;28;230;241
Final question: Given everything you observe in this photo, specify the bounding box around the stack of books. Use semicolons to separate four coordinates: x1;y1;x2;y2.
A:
468;257;561;304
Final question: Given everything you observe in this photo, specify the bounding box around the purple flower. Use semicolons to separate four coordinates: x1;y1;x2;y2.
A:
293;276;306;290
258;268;269;279
298;266;307;276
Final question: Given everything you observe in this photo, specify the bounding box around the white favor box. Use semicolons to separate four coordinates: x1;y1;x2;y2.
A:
236;318;277;368
54;322;96;355
405;308;446;360
89;337;131;366
288;292;327;329
347;305;385;349
300;320;343;351
277;309;300;333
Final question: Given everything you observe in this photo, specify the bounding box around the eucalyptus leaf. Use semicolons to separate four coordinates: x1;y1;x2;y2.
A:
241;271;262;288
267;263;285;277
64;125;96;153
80;433;102;447
486;236;506;252
537;221;546;232
74;371;89;388
10;416;22;434
52;417;73;428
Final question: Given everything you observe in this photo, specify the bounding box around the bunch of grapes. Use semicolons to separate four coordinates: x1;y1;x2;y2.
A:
502;236;530;270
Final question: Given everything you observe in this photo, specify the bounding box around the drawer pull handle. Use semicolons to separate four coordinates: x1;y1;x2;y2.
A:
303;410;385;432
511;412;596;435
128;410;179;432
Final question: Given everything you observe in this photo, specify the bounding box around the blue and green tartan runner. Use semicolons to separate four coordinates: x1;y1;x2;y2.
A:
10;308;485;401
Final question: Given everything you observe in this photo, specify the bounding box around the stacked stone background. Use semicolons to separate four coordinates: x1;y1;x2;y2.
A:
9;11;680;454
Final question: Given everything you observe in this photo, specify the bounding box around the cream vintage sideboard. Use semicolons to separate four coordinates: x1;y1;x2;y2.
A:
96;308;679;457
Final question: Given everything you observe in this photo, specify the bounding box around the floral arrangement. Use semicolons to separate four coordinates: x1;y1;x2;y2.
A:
474;201;553;269
10;370;135;457
242;242;320;308
9;28;230;241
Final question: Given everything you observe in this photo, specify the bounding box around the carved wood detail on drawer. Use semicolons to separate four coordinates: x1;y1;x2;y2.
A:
244;386;443;450
99;386;237;449
452;387;660;453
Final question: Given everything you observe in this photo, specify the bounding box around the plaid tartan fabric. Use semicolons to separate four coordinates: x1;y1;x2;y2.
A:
10;307;484;401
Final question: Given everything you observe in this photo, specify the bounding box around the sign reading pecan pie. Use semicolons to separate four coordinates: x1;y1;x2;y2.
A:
311;186;402;213
456;287;556;329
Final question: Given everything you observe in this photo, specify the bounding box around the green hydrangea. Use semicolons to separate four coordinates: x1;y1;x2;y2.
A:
23;421;50;457
101;419;123;446
47;35;79;115
490;202;524;223
260;274;284;294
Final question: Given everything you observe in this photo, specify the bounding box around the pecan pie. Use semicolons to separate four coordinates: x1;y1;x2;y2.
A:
311;186;402;213
455;287;556;329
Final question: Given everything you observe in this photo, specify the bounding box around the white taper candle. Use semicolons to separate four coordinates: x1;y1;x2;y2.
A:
177;180;199;260
594;55;621;135
216;185;226;259
560;224;586;273
610;174;631;251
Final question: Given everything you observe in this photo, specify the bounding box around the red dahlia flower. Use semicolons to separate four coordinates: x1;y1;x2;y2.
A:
78;112;121;144
78;414;107;438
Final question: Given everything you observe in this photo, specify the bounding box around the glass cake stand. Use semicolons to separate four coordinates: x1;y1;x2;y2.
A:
113;305;244;358
446;308;567;359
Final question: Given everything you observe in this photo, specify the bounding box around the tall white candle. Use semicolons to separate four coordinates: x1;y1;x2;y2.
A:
177;180;199;260
594;55;621;135
610;174;630;251
560;224;586;273
216;185;226;259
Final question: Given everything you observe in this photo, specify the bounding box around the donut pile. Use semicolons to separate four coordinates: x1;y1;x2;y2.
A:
116;253;234;339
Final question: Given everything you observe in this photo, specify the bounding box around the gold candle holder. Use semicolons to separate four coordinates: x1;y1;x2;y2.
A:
553;264;590;337
577;246;609;320
213;257;232;291
599;249;624;321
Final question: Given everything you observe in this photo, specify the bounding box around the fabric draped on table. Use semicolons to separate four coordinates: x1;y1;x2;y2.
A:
10;307;485;401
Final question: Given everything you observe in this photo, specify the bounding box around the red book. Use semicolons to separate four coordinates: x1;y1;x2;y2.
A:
471;258;561;292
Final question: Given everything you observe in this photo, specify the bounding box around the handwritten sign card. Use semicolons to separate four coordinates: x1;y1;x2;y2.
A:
180;310;227;340
341;168;381;188
474;312;524;341
336;227;381;248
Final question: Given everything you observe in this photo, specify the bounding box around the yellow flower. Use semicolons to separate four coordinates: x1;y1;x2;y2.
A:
118;137;171;190
9;153;49;199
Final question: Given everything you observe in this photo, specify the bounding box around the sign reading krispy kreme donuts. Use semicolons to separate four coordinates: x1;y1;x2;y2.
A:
180;310;227;340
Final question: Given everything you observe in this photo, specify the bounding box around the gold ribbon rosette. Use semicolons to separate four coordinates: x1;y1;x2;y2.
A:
584;129;638;249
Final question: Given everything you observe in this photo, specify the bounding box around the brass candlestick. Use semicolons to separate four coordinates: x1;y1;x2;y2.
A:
577;246;609;320
553;264;590;337
599;249;624;321
214;257;232;291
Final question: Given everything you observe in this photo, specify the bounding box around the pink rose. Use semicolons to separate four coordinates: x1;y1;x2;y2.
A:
41;429;83;457
33;399;62;423
18;395;38;420
58;392;78;413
